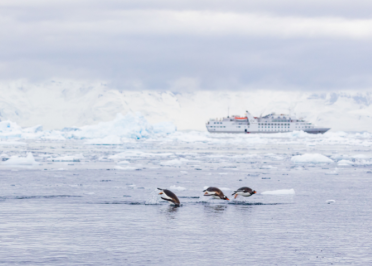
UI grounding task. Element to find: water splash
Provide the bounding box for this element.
[145,189,161,205]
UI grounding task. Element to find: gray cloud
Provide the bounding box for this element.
[0,0,372,91]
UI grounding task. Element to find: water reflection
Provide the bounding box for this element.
[204,204,227,213]
[159,205,179,219]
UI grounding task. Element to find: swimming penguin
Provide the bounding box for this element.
[232,187,256,199]
[158,188,180,206]
[203,187,229,200]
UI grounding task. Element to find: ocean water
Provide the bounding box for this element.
[0,136,372,265]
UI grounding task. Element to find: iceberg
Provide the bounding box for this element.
[68,113,176,142]
[0,120,23,139]
[2,153,38,165]
[74,113,175,140]
[0,113,176,143]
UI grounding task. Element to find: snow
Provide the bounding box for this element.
[261,189,295,195]
[291,153,334,164]
[2,153,38,165]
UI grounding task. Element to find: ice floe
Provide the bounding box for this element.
[291,153,333,164]
[337,160,354,166]
[117,161,130,165]
[325,168,339,175]
[160,158,189,166]
[47,154,84,162]
[115,166,137,170]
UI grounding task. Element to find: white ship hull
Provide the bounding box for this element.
[206,111,330,134]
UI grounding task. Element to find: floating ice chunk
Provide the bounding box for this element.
[331,154,352,161]
[291,153,333,164]
[325,168,339,175]
[84,136,122,145]
[169,185,186,191]
[337,160,353,166]
[352,154,372,159]
[2,153,38,165]
[117,160,130,165]
[261,189,295,195]
[260,165,275,169]
[326,200,335,204]
[0,141,26,145]
[115,166,137,170]
[47,154,84,162]
[109,151,144,160]
[160,158,189,166]
[109,151,173,160]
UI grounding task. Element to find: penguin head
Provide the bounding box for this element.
[223,195,230,201]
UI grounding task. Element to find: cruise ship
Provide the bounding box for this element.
[206,111,330,134]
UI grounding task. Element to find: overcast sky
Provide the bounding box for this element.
[1,0,372,92]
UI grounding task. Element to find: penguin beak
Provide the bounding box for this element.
[253,191,257,194]
[159,192,163,195]
[234,194,238,199]
[225,198,230,201]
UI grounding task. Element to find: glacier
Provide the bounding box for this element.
[1,80,372,132]
[0,113,176,142]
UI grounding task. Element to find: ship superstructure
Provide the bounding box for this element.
[206,111,330,134]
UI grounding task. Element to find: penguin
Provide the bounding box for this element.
[157,188,180,206]
[203,187,229,200]
[232,187,256,199]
